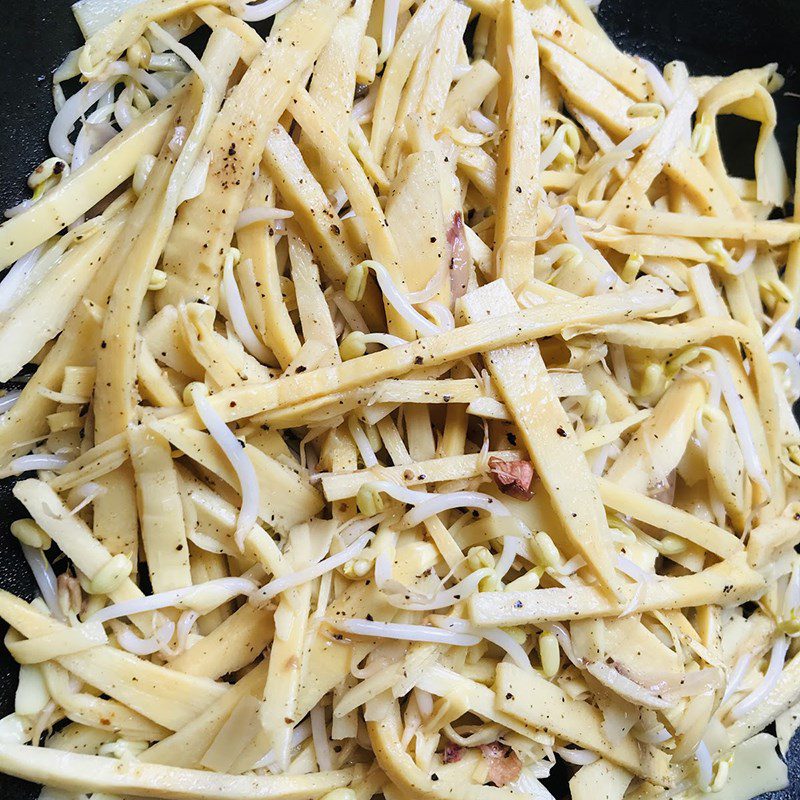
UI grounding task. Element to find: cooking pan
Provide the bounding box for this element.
[0,0,798,797]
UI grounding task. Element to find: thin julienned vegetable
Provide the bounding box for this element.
[0,1,797,799]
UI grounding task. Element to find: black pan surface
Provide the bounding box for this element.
[0,1,798,797]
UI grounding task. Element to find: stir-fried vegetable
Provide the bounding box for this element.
[0,1,798,799]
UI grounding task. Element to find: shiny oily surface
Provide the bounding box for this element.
[0,0,799,799]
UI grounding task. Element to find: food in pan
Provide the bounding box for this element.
[0,0,798,798]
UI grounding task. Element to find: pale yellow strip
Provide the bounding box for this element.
[469,553,765,626]
[161,278,673,427]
